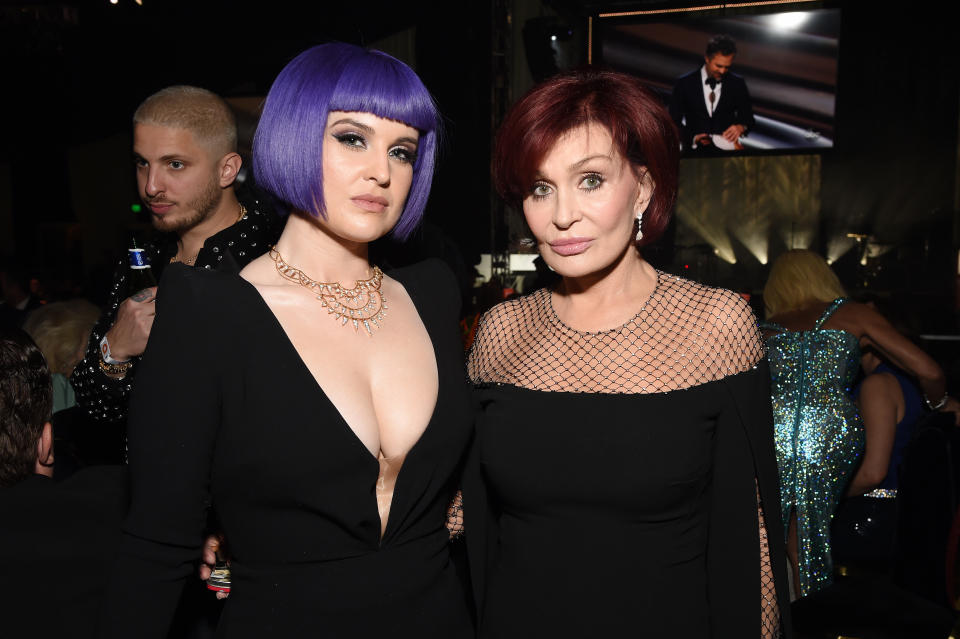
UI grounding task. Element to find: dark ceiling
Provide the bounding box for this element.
[0,0,497,267]
[0,0,774,150]
[0,1,457,149]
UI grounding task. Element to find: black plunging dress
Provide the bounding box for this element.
[464,273,791,638]
[100,260,474,638]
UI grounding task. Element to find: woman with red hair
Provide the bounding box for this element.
[464,67,790,637]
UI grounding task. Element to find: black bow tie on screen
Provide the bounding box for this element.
[705,77,720,89]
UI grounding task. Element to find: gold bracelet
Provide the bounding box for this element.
[99,356,132,377]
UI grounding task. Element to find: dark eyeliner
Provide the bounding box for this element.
[332,131,365,149]
[391,147,418,164]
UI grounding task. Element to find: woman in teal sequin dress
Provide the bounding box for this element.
[762,250,952,598]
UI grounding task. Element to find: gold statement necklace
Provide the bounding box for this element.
[270,246,387,335]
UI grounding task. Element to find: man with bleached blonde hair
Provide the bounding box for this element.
[134,85,238,157]
[72,85,279,426]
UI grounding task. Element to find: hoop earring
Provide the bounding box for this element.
[635,210,644,242]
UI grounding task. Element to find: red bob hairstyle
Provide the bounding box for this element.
[493,67,680,247]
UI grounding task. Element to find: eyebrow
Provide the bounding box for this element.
[394,136,419,147]
[568,154,612,170]
[330,117,374,133]
[330,118,419,147]
[132,152,189,163]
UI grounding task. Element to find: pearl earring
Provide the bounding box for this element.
[635,210,644,242]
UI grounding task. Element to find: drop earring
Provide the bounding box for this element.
[635,210,644,242]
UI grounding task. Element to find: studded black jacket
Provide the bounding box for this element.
[72,195,281,424]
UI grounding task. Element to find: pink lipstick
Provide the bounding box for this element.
[352,195,389,212]
[549,237,593,256]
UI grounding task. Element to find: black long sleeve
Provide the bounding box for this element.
[711,361,792,637]
[73,253,153,425]
[99,265,220,638]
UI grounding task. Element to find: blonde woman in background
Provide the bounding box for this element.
[761,249,957,598]
[23,300,100,413]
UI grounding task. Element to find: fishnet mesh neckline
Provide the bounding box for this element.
[543,270,664,337]
[467,272,781,636]
[467,272,765,394]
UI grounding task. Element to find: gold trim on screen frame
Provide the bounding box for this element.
[588,0,822,63]
[588,16,593,63]
[599,0,818,18]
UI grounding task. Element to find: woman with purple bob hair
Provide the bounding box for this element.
[253,43,439,238]
[101,43,474,638]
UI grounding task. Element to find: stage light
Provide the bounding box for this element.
[786,230,813,250]
[675,210,736,265]
[733,231,768,265]
[770,12,808,30]
[826,236,857,263]
[713,247,737,264]
[857,237,871,266]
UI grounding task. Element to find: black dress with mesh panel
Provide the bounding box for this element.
[463,272,791,638]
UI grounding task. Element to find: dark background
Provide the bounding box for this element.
[2,0,958,336]
[0,0,494,295]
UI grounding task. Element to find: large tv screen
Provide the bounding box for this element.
[591,5,841,156]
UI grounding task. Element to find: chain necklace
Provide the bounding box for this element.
[170,253,198,266]
[270,246,387,335]
[170,203,247,266]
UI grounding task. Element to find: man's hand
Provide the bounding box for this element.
[693,133,712,147]
[722,124,746,143]
[104,287,157,362]
[200,533,230,600]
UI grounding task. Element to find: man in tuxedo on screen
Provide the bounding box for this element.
[669,34,755,154]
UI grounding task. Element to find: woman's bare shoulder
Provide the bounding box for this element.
[238,253,279,286]
[822,299,873,336]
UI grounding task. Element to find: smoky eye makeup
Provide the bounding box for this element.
[331,131,367,150]
[389,145,418,164]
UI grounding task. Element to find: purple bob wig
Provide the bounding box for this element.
[253,43,440,239]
